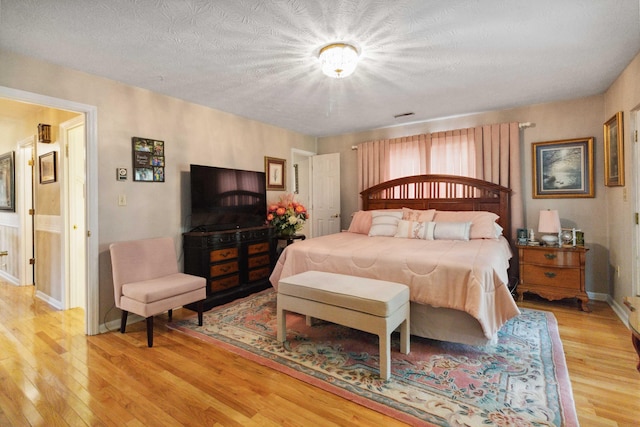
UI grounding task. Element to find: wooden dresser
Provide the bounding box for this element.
[183,225,276,311]
[517,244,589,311]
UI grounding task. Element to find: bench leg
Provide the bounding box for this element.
[277,307,286,342]
[379,333,391,380]
[400,314,410,355]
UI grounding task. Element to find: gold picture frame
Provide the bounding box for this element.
[265,156,286,190]
[604,111,624,187]
[532,137,594,198]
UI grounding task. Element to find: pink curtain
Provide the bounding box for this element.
[356,122,523,234]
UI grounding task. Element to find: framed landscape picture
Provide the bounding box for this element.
[532,137,594,198]
[604,111,624,187]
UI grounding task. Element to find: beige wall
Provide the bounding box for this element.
[0,48,316,325]
[603,52,640,306]
[318,94,610,295]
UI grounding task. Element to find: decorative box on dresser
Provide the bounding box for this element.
[517,244,590,312]
[183,225,276,311]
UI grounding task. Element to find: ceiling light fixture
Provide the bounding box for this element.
[318,43,359,78]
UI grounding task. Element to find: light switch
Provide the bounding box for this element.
[118,194,127,206]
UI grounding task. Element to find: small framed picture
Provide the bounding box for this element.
[604,111,624,187]
[132,137,165,182]
[0,151,15,211]
[265,156,286,190]
[39,151,57,184]
[532,137,594,198]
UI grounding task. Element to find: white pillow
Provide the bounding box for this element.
[432,222,472,241]
[368,210,403,237]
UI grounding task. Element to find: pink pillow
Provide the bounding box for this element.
[433,210,499,239]
[348,211,372,234]
[402,207,436,222]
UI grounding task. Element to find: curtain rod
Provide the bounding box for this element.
[351,122,535,150]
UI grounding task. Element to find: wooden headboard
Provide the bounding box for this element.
[360,174,512,237]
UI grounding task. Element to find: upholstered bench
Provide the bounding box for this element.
[276,270,410,380]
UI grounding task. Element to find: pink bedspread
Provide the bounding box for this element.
[270,232,520,339]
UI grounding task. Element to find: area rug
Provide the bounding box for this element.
[169,289,578,427]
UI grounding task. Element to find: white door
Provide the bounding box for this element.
[18,136,35,286]
[61,116,86,310]
[311,153,341,237]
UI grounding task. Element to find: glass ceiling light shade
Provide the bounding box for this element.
[318,43,359,78]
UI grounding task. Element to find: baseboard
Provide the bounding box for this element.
[35,290,63,310]
[587,291,630,330]
[0,270,20,286]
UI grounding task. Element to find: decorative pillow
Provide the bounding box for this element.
[402,207,436,222]
[347,211,373,234]
[432,221,471,241]
[433,210,499,239]
[368,210,403,237]
[394,219,435,239]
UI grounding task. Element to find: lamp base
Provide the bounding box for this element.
[541,234,559,246]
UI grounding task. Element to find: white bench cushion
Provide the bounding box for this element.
[278,271,409,317]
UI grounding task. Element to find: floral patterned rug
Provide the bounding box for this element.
[169,289,578,427]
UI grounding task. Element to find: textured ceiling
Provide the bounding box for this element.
[1,0,639,137]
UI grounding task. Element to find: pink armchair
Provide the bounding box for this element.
[109,237,206,347]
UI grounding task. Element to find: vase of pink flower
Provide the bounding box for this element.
[267,194,308,237]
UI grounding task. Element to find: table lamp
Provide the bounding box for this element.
[538,209,561,246]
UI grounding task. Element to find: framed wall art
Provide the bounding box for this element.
[0,151,15,211]
[132,137,165,182]
[39,151,57,185]
[532,137,594,198]
[603,111,624,187]
[265,156,285,190]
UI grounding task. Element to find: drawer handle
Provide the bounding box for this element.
[220,265,232,273]
[220,251,232,258]
[544,253,557,260]
[544,271,557,278]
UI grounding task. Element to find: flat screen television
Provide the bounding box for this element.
[190,164,267,232]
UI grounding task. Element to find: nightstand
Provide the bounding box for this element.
[517,244,590,312]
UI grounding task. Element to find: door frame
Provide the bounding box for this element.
[17,135,35,286]
[0,85,99,335]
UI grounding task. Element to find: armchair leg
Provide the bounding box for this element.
[146,316,154,347]
[168,309,173,322]
[120,310,128,333]
[197,300,204,326]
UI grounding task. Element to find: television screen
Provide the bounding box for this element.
[190,164,267,231]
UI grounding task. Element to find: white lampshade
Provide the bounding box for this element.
[538,209,561,233]
[318,43,359,78]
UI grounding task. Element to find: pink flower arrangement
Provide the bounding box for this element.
[267,194,308,235]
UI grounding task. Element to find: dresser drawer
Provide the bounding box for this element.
[522,265,581,289]
[248,254,270,269]
[248,266,270,282]
[248,242,270,255]
[210,247,238,263]
[210,261,239,277]
[210,274,240,292]
[522,249,580,267]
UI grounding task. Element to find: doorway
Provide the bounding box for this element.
[0,85,99,335]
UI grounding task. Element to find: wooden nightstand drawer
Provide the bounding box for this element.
[210,274,240,292]
[210,247,238,262]
[522,249,580,267]
[522,265,581,289]
[248,242,269,255]
[248,267,270,282]
[210,261,239,277]
[248,254,270,269]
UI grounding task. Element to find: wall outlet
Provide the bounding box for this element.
[616,265,621,277]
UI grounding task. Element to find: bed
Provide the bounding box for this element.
[269,174,520,346]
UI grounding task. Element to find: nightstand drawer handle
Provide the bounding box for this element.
[544,253,557,260]
[544,271,557,278]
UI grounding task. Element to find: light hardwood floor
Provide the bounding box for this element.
[1,282,639,426]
